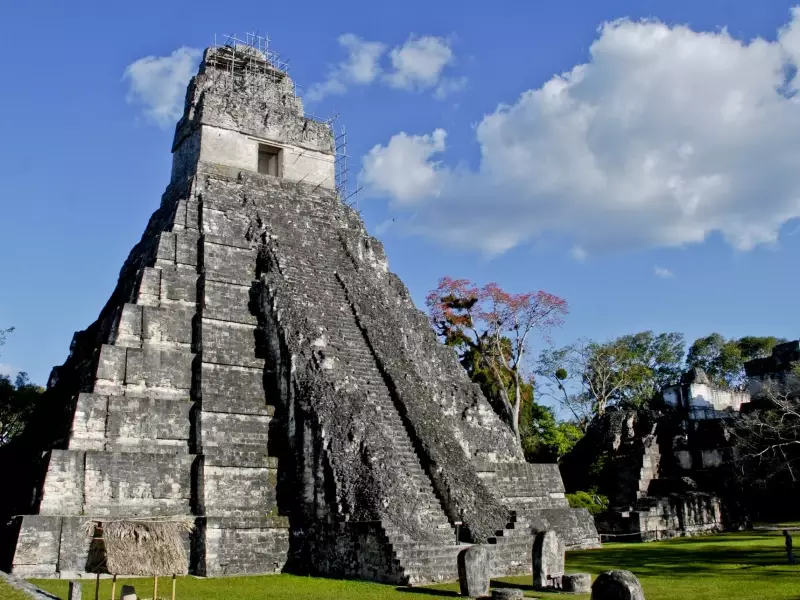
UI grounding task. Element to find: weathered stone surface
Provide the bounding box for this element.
[68,581,81,600]
[533,530,565,590]
[10,516,62,577]
[491,589,524,600]
[202,516,289,576]
[591,570,645,600]
[458,545,490,597]
[5,39,598,584]
[563,572,592,593]
[564,407,729,542]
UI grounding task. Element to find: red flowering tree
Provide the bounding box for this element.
[426,277,568,442]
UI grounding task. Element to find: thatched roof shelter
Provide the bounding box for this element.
[84,518,194,576]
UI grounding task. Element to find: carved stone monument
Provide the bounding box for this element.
[68,581,81,600]
[533,530,565,590]
[458,545,490,597]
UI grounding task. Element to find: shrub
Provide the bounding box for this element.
[566,489,609,515]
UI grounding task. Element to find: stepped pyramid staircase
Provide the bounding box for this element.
[4,38,598,583]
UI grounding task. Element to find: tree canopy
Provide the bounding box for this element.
[0,326,45,447]
[426,277,568,442]
[519,400,583,462]
[535,331,685,429]
[727,365,800,493]
[686,334,786,389]
[0,372,45,446]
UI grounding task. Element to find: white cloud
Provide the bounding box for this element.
[782,7,800,82]
[362,129,447,202]
[385,36,455,90]
[123,47,201,128]
[307,33,462,101]
[434,76,469,100]
[306,34,387,101]
[375,219,394,235]
[654,266,675,278]
[362,9,800,255]
[570,246,588,262]
[0,363,15,378]
[305,78,348,101]
[337,34,387,84]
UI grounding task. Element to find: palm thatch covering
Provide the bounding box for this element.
[83,517,195,576]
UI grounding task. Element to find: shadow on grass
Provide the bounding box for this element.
[396,587,460,597]
[490,579,534,591]
[564,533,790,579]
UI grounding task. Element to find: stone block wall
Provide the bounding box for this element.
[8,47,599,583]
[10,516,94,579]
[10,169,289,577]
[576,409,730,542]
[599,493,723,542]
[203,516,289,576]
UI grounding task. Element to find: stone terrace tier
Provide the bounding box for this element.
[7,43,598,583]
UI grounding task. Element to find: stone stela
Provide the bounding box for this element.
[533,530,565,590]
[7,35,599,585]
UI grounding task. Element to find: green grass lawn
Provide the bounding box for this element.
[28,530,799,600]
[0,578,36,600]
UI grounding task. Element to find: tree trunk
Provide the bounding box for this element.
[511,369,522,443]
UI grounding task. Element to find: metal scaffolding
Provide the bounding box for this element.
[334,120,362,208]
[206,32,295,97]
[208,33,360,208]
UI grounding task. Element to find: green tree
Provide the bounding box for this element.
[687,334,786,389]
[565,489,609,515]
[536,340,630,428]
[0,372,45,446]
[0,327,45,446]
[519,399,583,462]
[536,331,685,424]
[0,326,13,353]
[728,364,800,485]
[614,331,685,407]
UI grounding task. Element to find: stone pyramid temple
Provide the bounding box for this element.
[7,38,599,584]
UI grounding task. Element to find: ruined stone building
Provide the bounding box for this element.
[569,346,799,542]
[561,369,744,542]
[745,340,800,400]
[4,38,598,583]
[662,368,749,421]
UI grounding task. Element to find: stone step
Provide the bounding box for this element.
[286,264,456,542]
[397,554,462,567]
[394,544,461,556]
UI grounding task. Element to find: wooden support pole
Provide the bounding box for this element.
[171,574,176,600]
[95,573,100,600]
[110,575,116,600]
[153,575,158,600]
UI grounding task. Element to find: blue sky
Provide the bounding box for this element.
[1,0,799,395]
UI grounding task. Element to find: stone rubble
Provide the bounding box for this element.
[120,585,137,600]
[591,570,646,600]
[491,589,524,600]
[562,572,592,593]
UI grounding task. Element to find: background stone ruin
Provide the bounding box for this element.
[565,343,799,542]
